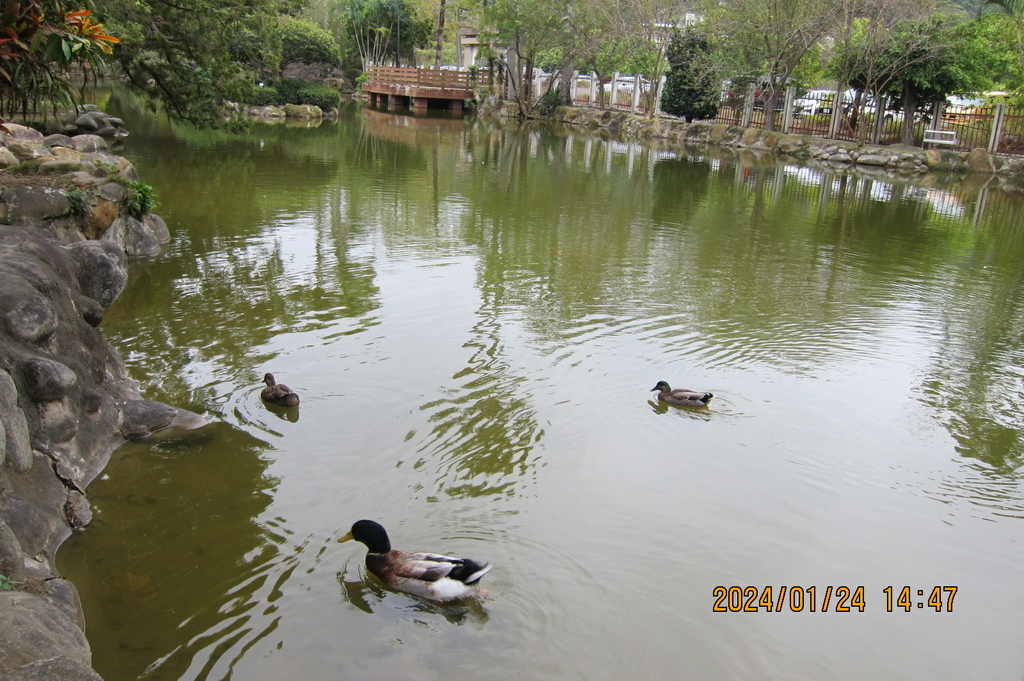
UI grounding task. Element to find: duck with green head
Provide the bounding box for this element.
[651,380,713,408]
[339,519,492,601]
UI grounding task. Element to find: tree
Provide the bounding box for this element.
[660,27,719,121]
[484,0,567,116]
[882,14,1001,143]
[99,0,286,126]
[829,1,989,142]
[339,0,431,67]
[1,1,119,121]
[282,18,343,68]
[981,0,1024,89]
[699,0,841,131]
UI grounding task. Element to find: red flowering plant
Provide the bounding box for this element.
[0,1,119,124]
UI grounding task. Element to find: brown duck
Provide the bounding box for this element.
[261,373,299,407]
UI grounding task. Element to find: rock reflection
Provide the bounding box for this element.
[58,422,286,681]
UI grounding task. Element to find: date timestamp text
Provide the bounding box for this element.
[712,585,958,613]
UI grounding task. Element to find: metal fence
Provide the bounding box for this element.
[553,71,1024,156]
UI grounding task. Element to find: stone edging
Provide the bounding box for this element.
[480,100,1024,184]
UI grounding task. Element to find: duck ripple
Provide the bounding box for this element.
[140,520,314,681]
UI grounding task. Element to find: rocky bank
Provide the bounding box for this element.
[481,100,1024,187]
[0,119,207,681]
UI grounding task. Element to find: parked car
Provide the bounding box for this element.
[794,89,836,116]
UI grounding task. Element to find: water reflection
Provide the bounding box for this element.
[61,92,1024,681]
[59,423,281,680]
[337,566,489,625]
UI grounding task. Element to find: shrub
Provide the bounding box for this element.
[277,80,340,110]
[67,188,90,215]
[661,28,720,122]
[281,19,342,67]
[538,86,567,116]
[249,85,280,106]
[119,181,159,218]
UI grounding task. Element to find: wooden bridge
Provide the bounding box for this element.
[362,66,475,112]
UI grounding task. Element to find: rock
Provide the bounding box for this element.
[65,240,127,308]
[144,214,170,243]
[0,655,103,681]
[0,370,32,473]
[967,148,994,172]
[0,188,72,225]
[70,135,107,153]
[19,358,77,403]
[63,491,92,529]
[2,293,58,345]
[32,399,79,444]
[0,124,43,144]
[741,128,761,146]
[42,135,76,150]
[857,154,888,166]
[38,160,92,174]
[0,519,26,583]
[118,399,177,438]
[104,216,162,257]
[0,592,92,674]
[48,147,82,162]
[0,148,18,169]
[119,400,208,439]
[84,197,119,240]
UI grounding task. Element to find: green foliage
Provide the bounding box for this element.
[282,18,342,66]
[0,573,18,591]
[277,79,341,109]
[537,85,566,115]
[661,28,720,122]
[67,187,90,215]
[339,0,432,67]
[101,0,284,126]
[117,180,159,218]
[248,85,280,106]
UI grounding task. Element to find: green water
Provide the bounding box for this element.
[58,88,1024,681]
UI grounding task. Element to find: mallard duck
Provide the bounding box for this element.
[261,373,299,407]
[339,519,492,601]
[651,380,713,407]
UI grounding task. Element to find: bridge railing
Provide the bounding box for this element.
[364,65,474,91]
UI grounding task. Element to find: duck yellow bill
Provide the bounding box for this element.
[337,531,354,543]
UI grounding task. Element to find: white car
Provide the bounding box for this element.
[794,89,836,116]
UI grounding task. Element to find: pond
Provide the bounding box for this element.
[58,89,1024,681]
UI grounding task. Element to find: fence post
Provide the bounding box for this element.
[590,71,598,107]
[570,70,579,105]
[782,85,796,133]
[741,83,755,128]
[610,71,620,110]
[631,74,642,114]
[870,96,885,144]
[989,103,1005,154]
[828,84,845,139]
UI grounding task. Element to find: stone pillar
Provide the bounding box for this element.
[412,97,429,110]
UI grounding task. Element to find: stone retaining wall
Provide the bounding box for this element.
[481,100,1024,185]
[0,123,207,681]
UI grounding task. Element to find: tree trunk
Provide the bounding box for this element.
[434,0,446,68]
[901,81,917,146]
